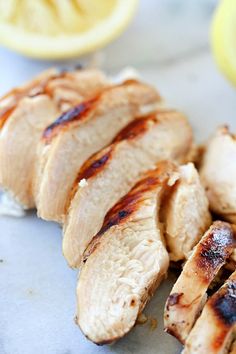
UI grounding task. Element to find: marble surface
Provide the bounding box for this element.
[0,1,235,354]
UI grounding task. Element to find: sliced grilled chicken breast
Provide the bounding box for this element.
[162,162,211,261]
[35,81,161,222]
[183,270,236,354]
[164,221,234,344]
[0,69,108,208]
[200,126,236,223]
[63,110,193,268]
[76,162,175,344]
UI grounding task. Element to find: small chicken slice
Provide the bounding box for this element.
[183,270,236,354]
[35,80,161,223]
[0,69,108,208]
[162,162,212,261]
[164,221,234,344]
[76,161,175,344]
[63,110,193,268]
[200,126,236,223]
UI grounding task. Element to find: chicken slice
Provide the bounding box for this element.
[63,110,193,268]
[200,126,236,223]
[0,68,108,208]
[34,80,161,223]
[183,270,236,354]
[164,221,234,344]
[162,162,212,261]
[76,161,175,344]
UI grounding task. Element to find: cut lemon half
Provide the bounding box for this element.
[0,0,138,60]
[211,0,236,86]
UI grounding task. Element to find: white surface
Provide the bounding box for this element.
[0,1,235,354]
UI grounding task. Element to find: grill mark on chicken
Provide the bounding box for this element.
[75,116,158,186]
[196,223,235,283]
[0,68,91,130]
[41,80,144,144]
[76,146,114,182]
[113,115,157,142]
[0,70,73,129]
[97,166,175,235]
[83,162,176,261]
[113,110,174,143]
[43,100,95,143]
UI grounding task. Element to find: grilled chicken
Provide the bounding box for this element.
[200,126,236,223]
[0,69,108,208]
[164,221,234,344]
[183,270,236,354]
[76,162,175,344]
[34,80,161,223]
[63,110,193,268]
[162,162,211,261]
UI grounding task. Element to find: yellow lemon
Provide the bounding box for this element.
[0,0,138,59]
[211,0,236,86]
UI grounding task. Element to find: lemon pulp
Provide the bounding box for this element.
[0,0,138,59]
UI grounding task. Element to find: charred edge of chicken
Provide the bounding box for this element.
[195,221,235,283]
